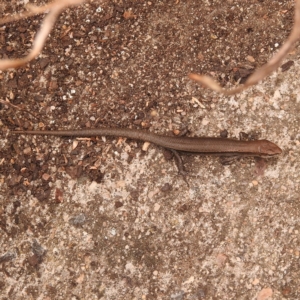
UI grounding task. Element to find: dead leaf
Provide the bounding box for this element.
[123,10,136,19]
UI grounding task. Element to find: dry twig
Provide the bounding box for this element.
[0,0,85,71]
[189,0,300,95]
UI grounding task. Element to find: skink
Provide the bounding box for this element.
[12,128,282,157]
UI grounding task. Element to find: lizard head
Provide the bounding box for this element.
[258,140,282,156]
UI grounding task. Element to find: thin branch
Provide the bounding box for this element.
[0,0,85,71]
[0,4,52,25]
[189,0,300,95]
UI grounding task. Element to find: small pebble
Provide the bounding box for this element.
[246,55,255,62]
[154,203,160,212]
